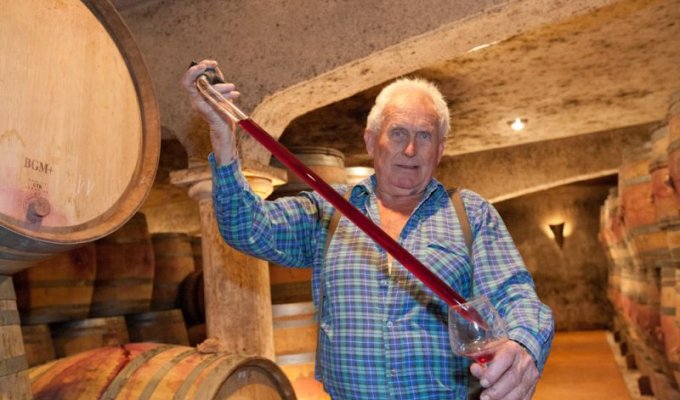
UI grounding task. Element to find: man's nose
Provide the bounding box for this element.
[403,137,416,156]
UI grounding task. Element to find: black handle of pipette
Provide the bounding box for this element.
[189,60,225,84]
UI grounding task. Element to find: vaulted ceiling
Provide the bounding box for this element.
[280,0,680,166]
[114,0,679,203]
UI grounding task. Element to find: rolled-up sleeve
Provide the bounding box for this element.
[209,154,322,268]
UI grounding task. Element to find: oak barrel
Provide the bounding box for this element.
[676,267,680,385]
[14,243,96,324]
[150,233,195,311]
[661,266,680,387]
[270,147,347,199]
[125,309,190,346]
[601,190,632,313]
[51,316,130,358]
[29,343,296,399]
[21,324,56,367]
[91,213,155,317]
[619,145,661,332]
[0,0,160,274]
[187,323,207,347]
[270,263,313,304]
[0,275,32,399]
[191,235,203,271]
[620,144,655,236]
[273,302,328,399]
[345,166,375,186]
[179,270,205,326]
[650,123,680,225]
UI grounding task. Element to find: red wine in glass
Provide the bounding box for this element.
[458,338,508,365]
[448,296,508,365]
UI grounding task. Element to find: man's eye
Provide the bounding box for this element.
[390,130,406,139]
[418,132,432,141]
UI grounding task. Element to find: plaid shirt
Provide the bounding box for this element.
[211,155,554,400]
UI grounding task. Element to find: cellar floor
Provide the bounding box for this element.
[534,330,645,400]
[288,330,642,399]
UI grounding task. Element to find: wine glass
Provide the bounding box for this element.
[448,295,508,365]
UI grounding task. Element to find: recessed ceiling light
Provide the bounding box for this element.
[509,117,528,131]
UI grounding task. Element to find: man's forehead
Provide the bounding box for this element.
[384,88,436,111]
[382,97,438,124]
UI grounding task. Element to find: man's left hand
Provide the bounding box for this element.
[469,340,539,400]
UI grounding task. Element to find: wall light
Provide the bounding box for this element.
[548,222,565,248]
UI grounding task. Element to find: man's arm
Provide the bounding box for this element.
[210,154,323,267]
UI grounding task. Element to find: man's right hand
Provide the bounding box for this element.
[181,59,240,165]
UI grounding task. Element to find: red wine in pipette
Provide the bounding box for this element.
[194,65,484,324]
[237,118,486,325]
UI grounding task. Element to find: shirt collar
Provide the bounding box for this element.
[353,174,446,205]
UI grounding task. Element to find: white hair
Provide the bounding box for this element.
[366,77,450,139]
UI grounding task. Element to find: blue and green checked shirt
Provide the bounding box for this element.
[210,155,554,399]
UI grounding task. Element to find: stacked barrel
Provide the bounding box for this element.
[10,215,208,374]
[602,91,680,399]
[665,91,680,391]
[11,214,201,364]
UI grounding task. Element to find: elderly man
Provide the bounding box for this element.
[182,60,554,400]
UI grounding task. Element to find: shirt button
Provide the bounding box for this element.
[386,321,393,328]
[380,279,389,287]
[389,369,397,377]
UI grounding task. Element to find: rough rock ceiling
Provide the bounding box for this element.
[280,0,680,166]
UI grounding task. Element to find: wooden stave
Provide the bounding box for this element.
[179,270,205,326]
[190,236,203,272]
[125,309,190,346]
[667,91,680,206]
[150,233,195,311]
[0,275,32,399]
[50,316,130,358]
[90,213,155,317]
[270,262,313,305]
[14,244,96,325]
[21,324,56,368]
[273,302,329,399]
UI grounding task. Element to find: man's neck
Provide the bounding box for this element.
[375,189,424,215]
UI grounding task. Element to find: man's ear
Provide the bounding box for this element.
[436,139,444,165]
[364,129,376,157]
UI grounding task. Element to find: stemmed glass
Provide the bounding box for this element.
[448,296,508,365]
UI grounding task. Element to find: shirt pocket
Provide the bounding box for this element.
[422,242,472,299]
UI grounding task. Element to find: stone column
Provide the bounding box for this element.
[171,164,285,359]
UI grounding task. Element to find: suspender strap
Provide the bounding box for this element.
[322,193,347,262]
[449,188,472,255]
[449,188,483,400]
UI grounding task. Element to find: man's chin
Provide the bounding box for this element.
[391,180,425,194]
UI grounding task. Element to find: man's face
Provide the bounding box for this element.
[364,90,444,198]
